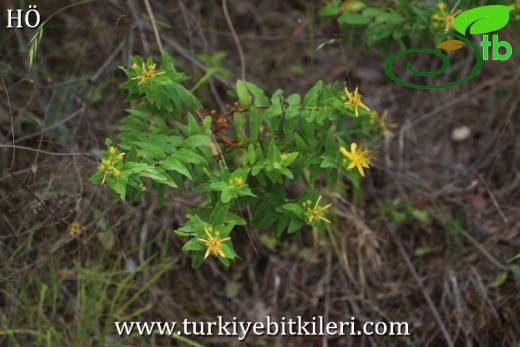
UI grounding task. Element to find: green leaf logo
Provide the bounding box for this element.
[454,5,513,35]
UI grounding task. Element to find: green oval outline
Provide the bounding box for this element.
[385,32,483,89]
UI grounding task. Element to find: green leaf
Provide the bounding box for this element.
[174,229,192,237]
[161,50,177,72]
[227,211,247,226]
[280,152,299,166]
[220,242,236,259]
[285,93,301,119]
[414,246,433,257]
[375,11,404,25]
[138,168,177,187]
[510,265,520,287]
[106,172,128,200]
[366,24,394,46]
[243,81,269,107]
[320,156,338,169]
[187,113,201,135]
[160,158,192,179]
[275,215,291,238]
[265,89,283,119]
[211,203,230,226]
[287,217,304,234]
[304,81,323,107]
[267,140,281,162]
[338,11,370,25]
[454,5,513,35]
[221,188,233,203]
[411,209,429,224]
[280,167,294,179]
[152,180,165,206]
[319,0,340,18]
[122,162,152,174]
[218,256,230,267]
[341,166,361,188]
[326,97,347,112]
[188,207,247,227]
[236,186,256,199]
[253,200,279,231]
[362,7,382,18]
[249,108,263,142]
[182,135,211,149]
[393,26,408,40]
[89,171,105,185]
[294,133,310,153]
[182,238,205,251]
[171,149,206,165]
[390,211,407,224]
[236,80,253,108]
[489,271,508,288]
[134,141,166,159]
[247,144,257,164]
[280,203,304,217]
[234,111,247,142]
[191,251,205,269]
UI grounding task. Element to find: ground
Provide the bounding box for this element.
[1,1,519,346]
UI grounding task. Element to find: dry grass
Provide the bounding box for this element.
[1,1,519,346]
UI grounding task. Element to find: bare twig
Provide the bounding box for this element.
[477,174,508,224]
[222,0,246,81]
[384,220,454,347]
[0,145,97,161]
[0,74,15,169]
[127,0,149,54]
[0,160,68,227]
[143,0,163,52]
[90,41,124,83]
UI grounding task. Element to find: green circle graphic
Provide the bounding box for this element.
[385,32,483,89]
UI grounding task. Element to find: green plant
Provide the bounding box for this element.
[89,51,387,268]
[384,198,430,230]
[319,0,519,50]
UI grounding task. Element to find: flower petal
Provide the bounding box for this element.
[357,165,365,177]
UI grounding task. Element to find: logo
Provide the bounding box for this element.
[385,5,514,89]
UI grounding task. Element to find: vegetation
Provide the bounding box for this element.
[1,0,519,346]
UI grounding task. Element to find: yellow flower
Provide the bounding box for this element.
[340,143,374,177]
[131,62,165,85]
[340,0,361,12]
[432,2,462,31]
[198,227,231,259]
[343,86,370,117]
[303,195,333,224]
[369,110,396,135]
[68,223,85,236]
[229,177,244,189]
[98,146,125,185]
